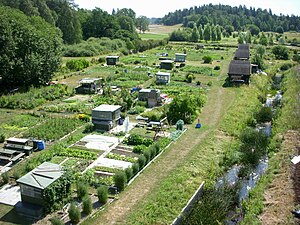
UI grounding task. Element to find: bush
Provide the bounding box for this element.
[255,106,273,123]
[138,155,147,169]
[126,134,153,146]
[82,195,93,215]
[280,63,293,71]
[203,55,212,63]
[50,217,64,225]
[97,185,108,204]
[1,172,9,184]
[149,145,158,159]
[125,167,133,181]
[214,66,220,70]
[13,170,20,180]
[127,106,146,115]
[66,59,90,71]
[133,145,147,153]
[114,171,127,191]
[207,81,213,86]
[132,163,140,175]
[0,133,5,143]
[143,150,151,164]
[83,122,94,133]
[77,182,88,200]
[68,203,81,224]
[272,45,289,60]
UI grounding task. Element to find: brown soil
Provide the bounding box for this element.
[260,130,300,225]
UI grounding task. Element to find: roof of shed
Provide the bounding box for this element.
[79,78,101,84]
[156,71,171,76]
[93,104,121,112]
[106,56,119,59]
[17,162,64,190]
[228,60,251,75]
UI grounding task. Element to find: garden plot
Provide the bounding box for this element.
[79,135,119,151]
[93,158,132,170]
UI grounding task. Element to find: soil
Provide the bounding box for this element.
[260,130,300,225]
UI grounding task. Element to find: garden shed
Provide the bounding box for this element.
[234,44,250,60]
[156,72,171,85]
[175,53,187,62]
[92,104,121,131]
[160,60,174,70]
[75,78,102,94]
[106,56,119,65]
[138,89,161,107]
[4,138,34,155]
[17,162,64,206]
[228,60,251,84]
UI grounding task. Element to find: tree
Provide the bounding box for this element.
[247,24,260,36]
[136,16,149,33]
[276,26,284,34]
[198,24,204,40]
[272,45,289,60]
[211,25,217,41]
[203,24,211,42]
[215,25,222,41]
[115,8,136,20]
[245,31,252,44]
[190,24,200,42]
[259,32,268,46]
[225,25,234,36]
[0,7,62,88]
[76,182,88,200]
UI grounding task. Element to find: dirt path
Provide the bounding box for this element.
[260,130,300,225]
[87,82,236,225]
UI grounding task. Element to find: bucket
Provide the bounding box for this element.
[37,141,45,150]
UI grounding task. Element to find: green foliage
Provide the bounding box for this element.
[97,185,108,204]
[272,45,289,60]
[255,106,273,123]
[106,153,136,163]
[203,55,212,63]
[83,122,94,133]
[50,217,64,225]
[43,173,72,213]
[190,24,200,42]
[0,85,74,109]
[214,66,220,70]
[133,145,147,153]
[127,106,146,115]
[68,202,81,224]
[132,163,140,175]
[239,128,269,167]
[0,133,5,143]
[125,167,133,181]
[143,150,151,164]
[169,28,192,42]
[125,134,154,146]
[1,172,9,184]
[167,93,206,124]
[280,63,293,71]
[248,24,260,36]
[66,59,90,71]
[114,171,127,191]
[77,182,88,200]
[136,16,149,33]
[182,185,238,224]
[138,155,147,169]
[0,7,62,88]
[181,65,212,75]
[23,117,84,141]
[82,195,93,215]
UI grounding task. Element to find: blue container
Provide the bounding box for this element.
[37,141,45,150]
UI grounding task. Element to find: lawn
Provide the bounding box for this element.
[139,33,168,40]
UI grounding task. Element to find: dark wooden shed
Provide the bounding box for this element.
[228,60,251,84]
[234,44,250,60]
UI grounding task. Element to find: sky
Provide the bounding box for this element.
[74,0,300,18]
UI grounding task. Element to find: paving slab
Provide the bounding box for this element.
[0,184,21,206]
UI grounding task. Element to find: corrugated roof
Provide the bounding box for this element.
[228,60,251,75]
[234,49,250,59]
[238,43,250,50]
[79,78,101,84]
[106,56,119,59]
[17,162,64,190]
[160,60,173,63]
[93,104,121,112]
[175,53,187,56]
[6,138,29,144]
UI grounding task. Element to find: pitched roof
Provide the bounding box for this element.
[156,71,170,76]
[234,44,250,59]
[17,162,64,190]
[228,60,251,75]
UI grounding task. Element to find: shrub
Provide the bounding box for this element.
[138,155,147,169]
[203,55,212,63]
[1,172,9,184]
[114,171,127,191]
[207,81,213,86]
[50,217,64,225]
[280,63,293,71]
[77,182,88,200]
[68,203,81,224]
[125,167,133,181]
[132,163,140,175]
[149,145,158,159]
[83,122,94,133]
[214,66,220,70]
[126,134,153,146]
[272,45,289,60]
[97,185,108,204]
[0,133,5,143]
[66,59,90,71]
[13,170,20,180]
[133,145,147,153]
[82,195,93,215]
[143,150,151,164]
[127,106,146,115]
[255,106,273,123]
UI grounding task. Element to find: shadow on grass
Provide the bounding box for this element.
[0,207,31,225]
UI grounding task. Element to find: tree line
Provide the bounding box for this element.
[0,0,150,45]
[161,4,300,33]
